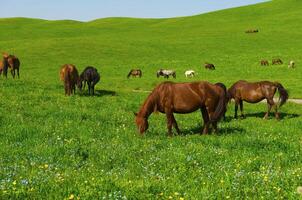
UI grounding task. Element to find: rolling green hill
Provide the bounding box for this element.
[0,0,302,199]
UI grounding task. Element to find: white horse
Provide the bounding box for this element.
[288,60,295,68]
[157,69,176,78]
[185,70,195,78]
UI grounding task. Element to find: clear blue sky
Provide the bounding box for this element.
[1,0,267,21]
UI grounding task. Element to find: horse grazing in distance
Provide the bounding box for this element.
[78,66,100,95]
[288,60,295,68]
[272,58,283,65]
[260,60,269,66]
[157,69,176,79]
[204,63,215,70]
[2,52,20,78]
[245,29,259,33]
[59,64,79,96]
[134,81,227,136]
[127,69,142,78]
[228,80,288,119]
[185,70,195,78]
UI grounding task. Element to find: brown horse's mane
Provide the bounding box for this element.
[138,86,160,118]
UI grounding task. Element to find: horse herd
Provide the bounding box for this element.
[0,52,291,137]
[128,63,215,79]
[260,58,295,68]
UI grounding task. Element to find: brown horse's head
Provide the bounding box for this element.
[134,113,149,134]
[2,52,9,59]
[77,77,83,91]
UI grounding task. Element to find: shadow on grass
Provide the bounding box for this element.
[179,126,245,136]
[78,89,117,97]
[235,112,300,120]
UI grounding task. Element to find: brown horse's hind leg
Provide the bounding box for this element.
[264,99,274,119]
[165,112,174,137]
[171,114,180,135]
[11,69,15,78]
[201,107,210,134]
[17,68,19,78]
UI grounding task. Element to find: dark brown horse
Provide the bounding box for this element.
[228,80,288,119]
[2,53,20,78]
[204,63,215,70]
[59,64,79,96]
[78,66,100,95]
[260,60,269,66]
[127,69,142,78]
[134,81,227,136]
[245,29,259,33]
[272,58,283,65]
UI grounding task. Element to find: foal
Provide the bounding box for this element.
[135,81,227,136]
[59,64,79,96]
[78,66,100,95]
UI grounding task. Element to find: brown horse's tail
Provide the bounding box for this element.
[211,86,227,123]
[275,82,288,107]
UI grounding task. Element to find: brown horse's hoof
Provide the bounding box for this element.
[240,115,246,119]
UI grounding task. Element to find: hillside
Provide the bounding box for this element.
[0,0,301,97]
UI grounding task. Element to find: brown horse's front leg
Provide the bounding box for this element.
[234,100,239,119]
[239,100,245,118]
[201,108,209,135]
[165,112,173,137]
[171,114,180,135]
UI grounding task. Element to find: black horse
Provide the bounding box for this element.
[78,66,100,95]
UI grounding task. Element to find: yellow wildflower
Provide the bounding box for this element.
[69,194,75,200]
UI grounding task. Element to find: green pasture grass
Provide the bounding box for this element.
[0,0,302,199]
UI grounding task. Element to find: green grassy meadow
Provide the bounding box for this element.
[0,0,302,199]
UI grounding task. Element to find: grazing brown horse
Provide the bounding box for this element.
[204,63,215,70]
[228,80,288,119]
[260,60,269,66]
[2,53,20,78]
[272,58,283,65]
[127,69,142,78]
[134,81,227,136]
[59,64,79,96]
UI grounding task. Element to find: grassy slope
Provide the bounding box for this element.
[0,0,302,199]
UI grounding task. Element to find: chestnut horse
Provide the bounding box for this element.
[2,53,20,78]
[260,60,269,66]
[127,69,142,78]
[134,81,227,136]
[59,64,79,96]
[228,80,288,119]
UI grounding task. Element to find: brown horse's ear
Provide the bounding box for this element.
[133,112,138,116]
[2,52,9,58]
